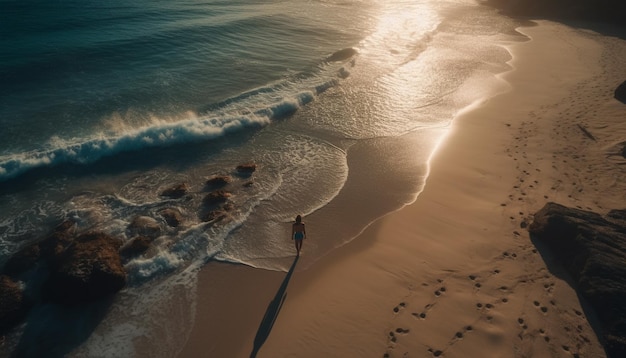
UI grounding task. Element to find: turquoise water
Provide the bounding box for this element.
[0,0,526,355]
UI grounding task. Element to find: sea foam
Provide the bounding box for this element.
[0,81,334,182]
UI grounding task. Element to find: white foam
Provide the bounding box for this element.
[0,74,341,183]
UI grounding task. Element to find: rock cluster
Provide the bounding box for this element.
[0,161,256,336]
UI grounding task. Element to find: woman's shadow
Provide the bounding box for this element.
[250,256,299,358]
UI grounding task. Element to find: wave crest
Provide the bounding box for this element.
[0,82,332,182]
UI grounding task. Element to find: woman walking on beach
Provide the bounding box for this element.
[292,215,306,256]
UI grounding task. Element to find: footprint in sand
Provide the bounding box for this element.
[427,348,443,357]
[450,324,475,345]
[539,328,551,343]
[542,282,555,293]
[395,328,410,334]
[477,301,496,309]
[393,302,406,313]
[533,300,549,314]
[412,303,436,320]
[436,325,474,352]
[469,272,493,290]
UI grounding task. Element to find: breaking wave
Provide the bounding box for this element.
[0,75,341,182]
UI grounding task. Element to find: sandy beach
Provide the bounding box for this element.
[180,20,626,358]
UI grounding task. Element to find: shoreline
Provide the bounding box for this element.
[179,20,626,357]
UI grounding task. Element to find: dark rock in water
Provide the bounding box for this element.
[529,202,626,357]
[127,216,162,239]
[338,67,350,79]
[200,202,234,223]
[235,162,257,175]
[203,190,231,206]
[1,222,127,339]
[325,48,358,62]
[159,208,183,228]
[201,209,228,223]
[120,236,152,260]
[206,175,232,188]
[160,183,189,199]
[3,220,76,276]
[616,81,626,104]
[0,275,30,334]
[39,219,77,260]
[3,243,41,276]
[45,232,126,305]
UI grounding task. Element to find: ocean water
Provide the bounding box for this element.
[0,0,526,356]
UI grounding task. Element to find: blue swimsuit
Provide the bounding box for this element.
[294,231,304,240]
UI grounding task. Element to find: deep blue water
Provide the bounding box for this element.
[1,0,361,158]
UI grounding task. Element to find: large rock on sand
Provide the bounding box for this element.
[529,202,626,357]
[45,232,126,305]
[615,81,626,104]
